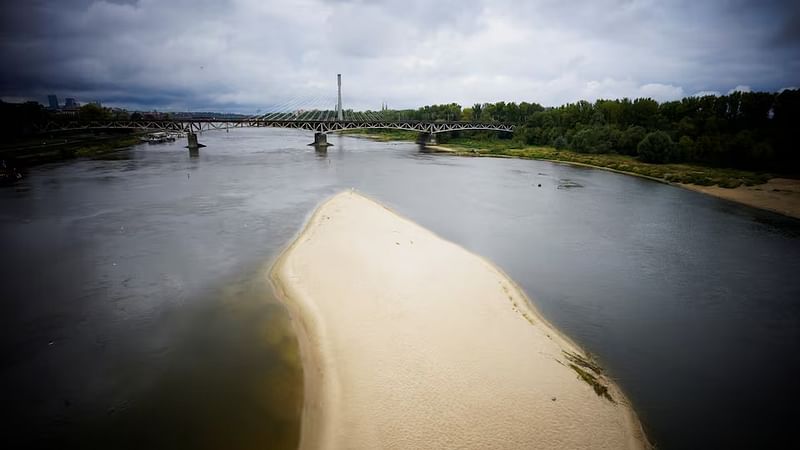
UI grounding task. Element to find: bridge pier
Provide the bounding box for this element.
[309,132,333,149]
[416,132,438,147]
[186,132,206,151]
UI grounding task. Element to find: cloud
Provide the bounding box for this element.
[692,91,721,97]
[1,0,798,112]
[728,85,753,94]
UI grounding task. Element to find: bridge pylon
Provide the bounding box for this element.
[336,74,343,121]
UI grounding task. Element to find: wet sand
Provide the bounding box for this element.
[422,144,457,153]
[681,178,800,219]
[270,191,649,449]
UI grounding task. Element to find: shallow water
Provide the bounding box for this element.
[1,128,798,449]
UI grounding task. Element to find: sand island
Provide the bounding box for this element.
[270,191,649,449]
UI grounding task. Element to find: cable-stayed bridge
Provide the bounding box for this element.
[35,75,514,150]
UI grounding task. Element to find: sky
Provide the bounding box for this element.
[1,0,798,113]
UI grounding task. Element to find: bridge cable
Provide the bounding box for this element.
[264,94,312,120]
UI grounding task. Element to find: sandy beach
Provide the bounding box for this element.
[270,191,649,449]
[680,178,800,220]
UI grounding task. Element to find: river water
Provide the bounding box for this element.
[1,128,798,449]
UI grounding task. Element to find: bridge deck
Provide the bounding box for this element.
[33,119,514,134]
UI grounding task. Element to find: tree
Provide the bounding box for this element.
[472,103,482,121]
[571,126,613,154]
[630,98,659,127]
[79,103,110,122]
[553,136,568,150]
[677,135,694,161]
[637,131,675,163]
[618,126,646,155]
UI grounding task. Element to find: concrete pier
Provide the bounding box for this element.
[416,132,438,146]
[309,132,333,149]
[186,132,206,151]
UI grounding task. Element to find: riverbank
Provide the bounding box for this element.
[445,145,800,220]
[336,129,418,142]
[0,131,143,167]
[347,131,799,219]
[270,191,649,449]
[680,178,800,219]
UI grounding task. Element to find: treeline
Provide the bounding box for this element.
[377,90,800,172]
[0,101,134,137]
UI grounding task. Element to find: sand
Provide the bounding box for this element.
[680,178,800,220]
[270,191,649,449]
[422,144,457,153]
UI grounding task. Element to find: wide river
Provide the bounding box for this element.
[2,128,799,449]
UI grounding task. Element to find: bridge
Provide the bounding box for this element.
[34,74,515,151]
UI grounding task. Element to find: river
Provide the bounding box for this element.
[1,128,798,449]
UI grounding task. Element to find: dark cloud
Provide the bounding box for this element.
[1,0,798,111]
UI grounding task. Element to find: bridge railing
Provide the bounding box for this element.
[31,118,515,134]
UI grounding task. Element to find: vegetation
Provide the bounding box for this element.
[365,89,800,187]
[3,89,797,183]
[563,351,614,402]
[0,100,144,166]
[569,364,614,402]
[445,142,771,187]
[338,128,418,142]
[71,134,142,157]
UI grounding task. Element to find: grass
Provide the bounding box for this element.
[337,128,419,142]
[1,133,144,165]
[346,130,775,188]
[569,364,615,402]
[73,135,143,157]
[563,350,604,375]
[442,139,773,188]
[562,351,614,402]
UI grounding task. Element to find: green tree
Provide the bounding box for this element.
[553,136,568,149]
[618,126,646,155]
[637,131,675,163]
[571,126,613,154]
[472,103,482,121]
[677,135,694,161]
[79,103,110,122]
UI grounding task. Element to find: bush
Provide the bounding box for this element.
[571,126,613,154]
[618,126,647,155]
[637,131,675,163]
[676,135,694,162]
[553,136,568,149]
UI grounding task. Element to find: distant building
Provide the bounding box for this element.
[64,98,78,108]
[48,94,59,110]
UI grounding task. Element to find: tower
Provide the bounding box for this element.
[337,74,343,121]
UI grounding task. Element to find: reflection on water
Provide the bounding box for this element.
[25,271,302,450]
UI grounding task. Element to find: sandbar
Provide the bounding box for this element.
[680,178,800,220]
[270,191,649,449]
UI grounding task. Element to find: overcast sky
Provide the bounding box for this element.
[1,0,798,112]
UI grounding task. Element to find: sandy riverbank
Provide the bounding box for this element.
[270,191,649,449]
[439,146,799,220]
[359,134,798,220]
[422,144,457,153]
[680,178,800,219]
